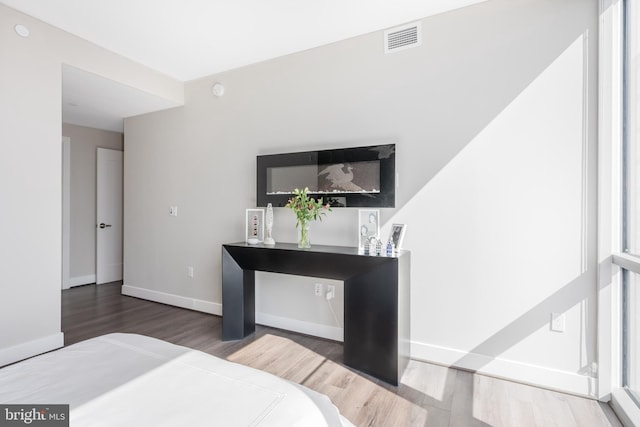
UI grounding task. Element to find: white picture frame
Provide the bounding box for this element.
[388,223,406,249]
[358,209,380,250]
[245,209,264,244]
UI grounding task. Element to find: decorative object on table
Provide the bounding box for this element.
[285,187,331,248]
[388,223,406,250]
[369,236,378,255]
[375,239,382,256]
[364,238,370,255]
[386,240,394,256]
[245,209,265,244]
[358,209,380,251]
[264,203,275,246]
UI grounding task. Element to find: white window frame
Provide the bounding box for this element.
[599,0,640,424]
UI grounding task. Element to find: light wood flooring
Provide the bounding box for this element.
[62,282,623,427]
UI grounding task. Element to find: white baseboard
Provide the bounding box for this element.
[256,312,344,342]
[121,285,343,341]
[70,274,96,287]
[0,333,64,367]
[411,340,597,398]
[121,285,222,315]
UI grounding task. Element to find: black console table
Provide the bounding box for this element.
[221,242,410,386]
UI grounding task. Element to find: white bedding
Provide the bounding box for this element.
[0,334,353,427]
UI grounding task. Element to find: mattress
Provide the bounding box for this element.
[0,333,353,427]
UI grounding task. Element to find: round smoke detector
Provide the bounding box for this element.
[212,82,225,97]
[15,24,30,37]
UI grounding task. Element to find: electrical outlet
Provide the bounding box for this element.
[551,313,565,332]
[169,206,178,216]
[314,283,324,297]
[187,266,194,278]
[326,285,335,300]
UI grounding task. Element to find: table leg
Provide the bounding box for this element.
[222,247,255,340]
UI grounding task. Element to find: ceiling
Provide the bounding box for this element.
[62,65,181,132]
[4,0,487,132]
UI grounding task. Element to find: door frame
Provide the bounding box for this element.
[62,136,71,290]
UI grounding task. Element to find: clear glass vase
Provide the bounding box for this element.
[298,221,310,248]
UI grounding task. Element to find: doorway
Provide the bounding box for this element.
[96,148,123,284]
[61,126,124,288]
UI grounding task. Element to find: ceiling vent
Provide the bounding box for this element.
[384,22,422,54]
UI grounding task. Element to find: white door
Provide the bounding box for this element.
[96,148,123,284]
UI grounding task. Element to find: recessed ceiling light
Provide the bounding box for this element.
[14,24,30,37]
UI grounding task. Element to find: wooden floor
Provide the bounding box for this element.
[62,282,622,427]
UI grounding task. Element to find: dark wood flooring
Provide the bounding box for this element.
[62,282,622,427]
[62,281,344,362]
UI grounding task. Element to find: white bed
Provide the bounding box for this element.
[0,333,353,426]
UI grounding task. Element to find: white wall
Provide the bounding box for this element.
[0,3,183,365]
[124,0,598,396]
[62,124,123,285]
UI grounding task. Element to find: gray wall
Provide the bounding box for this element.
[62,123,123,284]
[124,0,599,396]
[0,3,182,365]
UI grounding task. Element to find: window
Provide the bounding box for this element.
[623,0,640,409]
[624,0,640,256]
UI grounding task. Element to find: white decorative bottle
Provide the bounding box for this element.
[264,203,275,246]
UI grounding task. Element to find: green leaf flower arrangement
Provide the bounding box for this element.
[285,187,331,247]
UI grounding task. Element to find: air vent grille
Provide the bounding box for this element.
[384,22,422,54]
